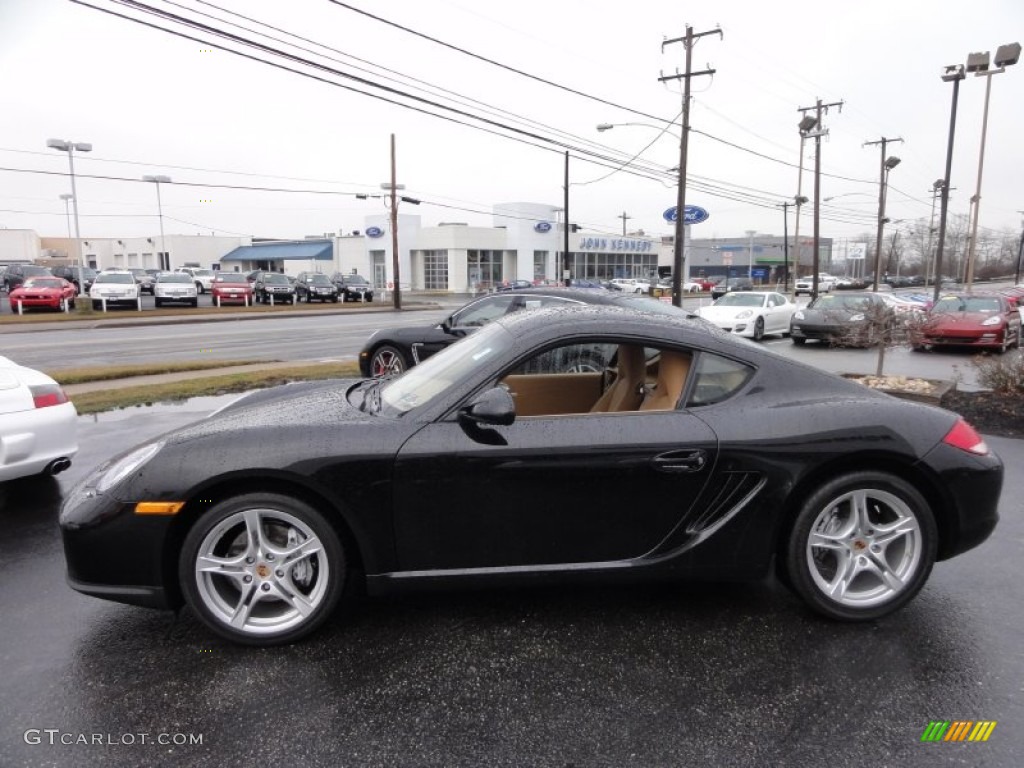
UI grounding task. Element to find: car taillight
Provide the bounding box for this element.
[30,384,69,409]
[942,418,989,456]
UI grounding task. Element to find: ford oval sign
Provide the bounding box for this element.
[365,226,384,238]
[534,221,552,233]
[662,205,710,225]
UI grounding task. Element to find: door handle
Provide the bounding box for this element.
[652,449,707,473]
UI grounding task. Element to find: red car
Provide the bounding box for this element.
[211,273,254,306]
[8,277,78,312]
[914,292,1022,353]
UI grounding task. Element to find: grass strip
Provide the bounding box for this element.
[46,359,271,386]
[69,361,359,414]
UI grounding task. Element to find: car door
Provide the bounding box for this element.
[764,293,788,333]
[391,343,719,571]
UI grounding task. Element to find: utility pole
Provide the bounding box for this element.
[389,133,402,310]
[797,99,843,299]
[1015,211,1024,285]
[618,211,631,237]
[864,136,904,291]
[563,151,570,286]
[660,24,722,307]
[779,201,791,292]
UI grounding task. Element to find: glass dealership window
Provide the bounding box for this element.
[467,250,503,291]
[533,250,548,281]
[422,250,449,290]
[570,252,657,280]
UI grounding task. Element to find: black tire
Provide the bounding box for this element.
[753,316,765,341]
[792,336,806,345]
[370,344,408,377]
[781,471,937,622]
[155,298,163,308]
[191,299,198,308]
[331,296,339,303]
[179,492,346,646]
[69,299,76,310]
[196,282,205,294]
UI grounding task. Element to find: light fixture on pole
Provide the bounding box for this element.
[142,175,171,271]
[47,138,91,300]
[963,42,1020,290]
[933,63,966,303]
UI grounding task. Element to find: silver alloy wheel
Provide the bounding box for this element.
[371,346,406,377]
[805,488,922,609]
[192,507,330,637]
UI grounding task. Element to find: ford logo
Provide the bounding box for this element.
[534,221,552,233]
[366,226,384,238]
[662,205,710,225]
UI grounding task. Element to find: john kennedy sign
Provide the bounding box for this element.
[663,205,710,225]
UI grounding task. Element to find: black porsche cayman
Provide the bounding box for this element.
[60,306,1002,646]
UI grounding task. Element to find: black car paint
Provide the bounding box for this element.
[358,287,672,377]
[61,307,1001,616]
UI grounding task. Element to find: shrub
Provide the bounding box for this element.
[972,353,1024,394]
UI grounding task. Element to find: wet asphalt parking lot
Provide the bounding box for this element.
[1,394,1022,767]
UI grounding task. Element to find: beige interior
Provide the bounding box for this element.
[500,346,693,418]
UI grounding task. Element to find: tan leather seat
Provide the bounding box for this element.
[640,351,691,411]
[590,345,647,413]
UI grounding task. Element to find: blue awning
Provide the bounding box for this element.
[221,240,333,261]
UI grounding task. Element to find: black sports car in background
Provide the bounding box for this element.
[61,305,1002,646]
[358,287,691,377]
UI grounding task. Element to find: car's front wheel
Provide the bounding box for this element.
[782,471,936,621]
[753,316,765,341]
[370,345,408,377]
[179,493,346,646]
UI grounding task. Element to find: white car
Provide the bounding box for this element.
[0,356,78,482]
[611,278,653,294]
[696,290,798,340]
[176,267,216,294]
[154,272,199,308]
[794,274,838,296]
[89,270,140,309]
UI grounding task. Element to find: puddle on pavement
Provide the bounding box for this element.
[80,391,259,423]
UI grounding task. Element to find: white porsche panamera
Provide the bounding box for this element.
[0,356,77,482]
[696,290,798,341]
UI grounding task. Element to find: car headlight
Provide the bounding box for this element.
[95,441,163,493]
[736,310,753,319]
[794,310,805,320]
[981,315,1002,326]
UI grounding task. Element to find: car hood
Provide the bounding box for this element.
[927,312,1001,328]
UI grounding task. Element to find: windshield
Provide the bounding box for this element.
[343,275,369,285]
[933,296,1001,313]
[812,294,872,310]
[216,275,248,285]
[715,293,765,307]
[159,274,192,283]
[305,274,332,284]
[263,274,290,285]
[24,278,63,289]
[96,273,134,284]
[380,322,514,414]
[193,269,214,277]
[24,266,51,276]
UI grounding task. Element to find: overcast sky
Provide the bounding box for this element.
[2,0,1022,248]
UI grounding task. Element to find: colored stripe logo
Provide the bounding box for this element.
[921,721,997,742]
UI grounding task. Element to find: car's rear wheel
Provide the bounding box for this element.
[782,471,936,621]
[792,336,806,345]
[370,345,408,377]
[179,493,346,646]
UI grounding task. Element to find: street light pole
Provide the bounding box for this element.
[934,64,966,304]
[142,175,171,271]
[865,140,902,292]
[964,43,1020,290]
[47,138,91,299]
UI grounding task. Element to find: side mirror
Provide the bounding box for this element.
[459,386,516,427]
